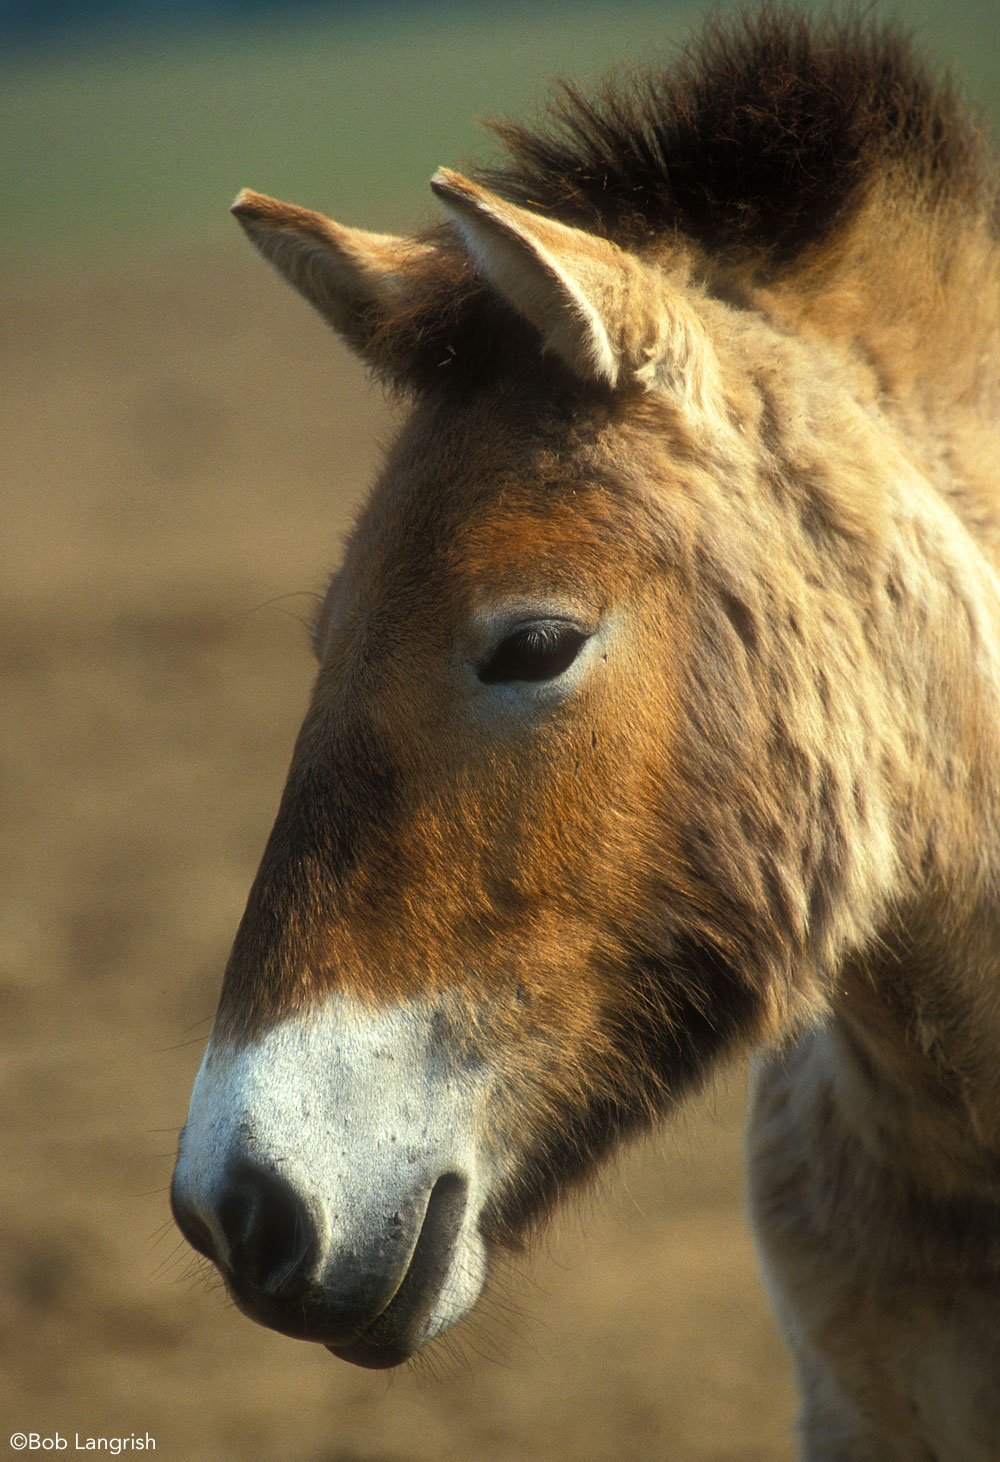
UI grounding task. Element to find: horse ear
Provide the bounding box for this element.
[231,189,430,357]
[430,168,719,407]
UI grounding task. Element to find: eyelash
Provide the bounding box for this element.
[477,622,590,685]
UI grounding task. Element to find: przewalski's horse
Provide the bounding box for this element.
[171,12,1000,1455]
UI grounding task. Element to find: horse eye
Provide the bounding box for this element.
[478,622,589,685]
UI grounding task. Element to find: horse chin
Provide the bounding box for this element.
[325,1337,412,1370]
[320,1249,486,1369]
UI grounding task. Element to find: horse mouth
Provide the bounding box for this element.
[325,1171,474,1368]
[211,1169,474,1366]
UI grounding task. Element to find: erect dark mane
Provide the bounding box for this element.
[370,8,995,393]
[477,8,991,272]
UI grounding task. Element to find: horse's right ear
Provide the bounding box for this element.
[231,189,430,358]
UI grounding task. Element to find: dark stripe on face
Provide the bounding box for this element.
[482,937,763,1246]
[216,716,401,1037]
[621,937,764,1092]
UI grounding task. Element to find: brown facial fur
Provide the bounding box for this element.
[216,377,780,1235]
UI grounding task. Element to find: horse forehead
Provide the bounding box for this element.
[351,392,659,600]
[382,376,631,515]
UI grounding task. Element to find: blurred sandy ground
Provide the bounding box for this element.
[1,1,802,1448]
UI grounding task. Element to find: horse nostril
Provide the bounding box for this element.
[217,1162,318,1295]
[169,1182,217,1264]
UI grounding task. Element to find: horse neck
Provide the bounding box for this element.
[817,892,1000,1195]
[821,489,1000,1187]
[784,343,1000,1189]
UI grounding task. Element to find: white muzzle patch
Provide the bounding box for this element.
[171,994,494,1361]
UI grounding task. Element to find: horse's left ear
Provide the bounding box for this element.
[430,168,719,407]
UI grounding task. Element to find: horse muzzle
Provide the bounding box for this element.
[170,997,491,1366]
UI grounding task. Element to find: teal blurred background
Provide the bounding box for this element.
[3,0,999,263]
